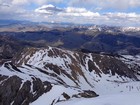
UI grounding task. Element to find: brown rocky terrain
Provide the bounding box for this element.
[0,46,140,105]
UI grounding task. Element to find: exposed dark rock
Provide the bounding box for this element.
[0,75,52,105]
[79,90,99,98]
[0,76,22,105]
[73,90,98,98]
[62,92,70,100]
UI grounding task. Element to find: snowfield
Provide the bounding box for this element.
[31,85,81,105]
[56,93,140,105]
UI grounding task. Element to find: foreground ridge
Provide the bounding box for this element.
[0,46,140,105]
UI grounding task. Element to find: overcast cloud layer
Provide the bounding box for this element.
[0,0,140,26]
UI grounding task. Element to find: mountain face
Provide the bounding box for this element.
[0,35,27,60]
[0,35,48,61]
[0,46,140,105]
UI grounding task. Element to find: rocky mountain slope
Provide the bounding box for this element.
[0,35,49,62]
[0,35,30,60]
[0,46,140,105]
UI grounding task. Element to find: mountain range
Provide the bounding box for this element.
[0,20,140,105]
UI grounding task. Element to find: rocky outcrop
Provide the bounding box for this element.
[73,90,98,98]
[13,47,139,81]
[0,75,52,105]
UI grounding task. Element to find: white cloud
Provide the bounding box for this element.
[0,3,10,7]
[0,0,63,6]
[35,4,63,15]
[36,0,63,5]
[94,7,102,11]
[0,1,32,20]
[0,0,140,27]
[69,0,140,10]
[101,12,140,26]
[64,7,100,17]
[35,5,100,17]
[12,0,29,5]
[32,0,63,5]
[66,7,87,13]
[105,12,140,18]
[34,4,140,26]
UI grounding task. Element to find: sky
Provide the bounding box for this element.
[0,0,140,26]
